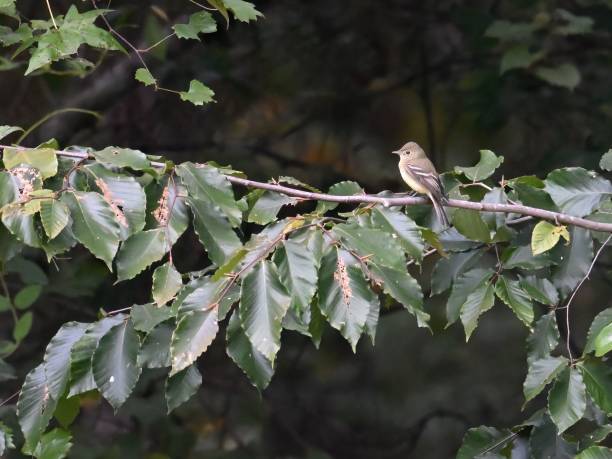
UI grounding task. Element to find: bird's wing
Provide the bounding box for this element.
[403,162,446,200]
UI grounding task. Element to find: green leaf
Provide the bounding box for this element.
[139,321,173,369]
[552,227,593,298]
[33,428,72,459]
[500,44,543,73]
[134,68,156,86]
[332,223,406,271]
[585,309,612,355]
[600,150,612,172]
[549,367,587,433]
[315,181,364,213]
[593,323,612,357]
[511,182,558,211]
[0,421,14,456]
[54,395,80,428]
[179,79,215,105]
[0,125,22,141]
[222,0,263,22]
[63,191,120,270]
[131,303,174,333]
[247,191,297,225]
[152,262,182,306]
[485,20,537,41]
[165,365,202,413]
[535,63,581,90]
[576,447,612,459]
[532,221,570,255]
[527,312,560,364]
[13,311,32,341]
[457,426,512,459]
[92,319,142,411]
[446,268,492,325]
[115,229,167,281]
[170,308,218,375]
[92,146,151,170]
[529,416,578,459]
[370,207,424,261]
[17,364,58,453]
[524,356,568,403]
[460,280,495,341]
[43,322,88,400]
[187,197,242,266]
[239,260,290,362]
[369,264,428,328]
[177,276,237,316]
[1,205,41,248]
[545,168,612,217]
[147,180,189,243]
[503,244,558,270]
[226,310,273,391]
[68,315,125,397]
[3,147,58,179]
[87,164,147,239]
[431,249,484,296]
[39,199,70,240]
[580,360,612,414]
[275,239,318,315]
[494,276,534,327]
[318,248,375,351]
[452,208,491,242]
[519,276,559,306]
[173,11,216,40]
[14,284,42,309]
[454,150,504,181]
[176,162,241,226]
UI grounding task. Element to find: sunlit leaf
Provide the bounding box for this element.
[135,68,156,86]
[40,199,70,240]
[3,147,57,178]
[33,428,72,459]
[531,221,570,255]
[179,79,215,105]
[173,11,216,40]
[454,150,504,181]
[222,0,263,22]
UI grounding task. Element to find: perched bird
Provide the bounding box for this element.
[392,141,450,227]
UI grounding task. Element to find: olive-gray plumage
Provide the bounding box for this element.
[392,142,449,227]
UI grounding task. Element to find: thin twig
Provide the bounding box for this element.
[562,233,612,363]
[45,0,58,29]
[17,108,101,144]
[0,390,19,408]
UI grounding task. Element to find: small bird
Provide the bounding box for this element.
[392,141,450,227]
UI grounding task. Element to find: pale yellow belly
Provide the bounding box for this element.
[399,163,428,195]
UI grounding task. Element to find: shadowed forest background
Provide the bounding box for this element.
[1,1,612,458]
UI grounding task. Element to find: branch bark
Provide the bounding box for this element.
[2,145,612,233]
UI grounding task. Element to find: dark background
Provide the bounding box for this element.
[2,1,612,457]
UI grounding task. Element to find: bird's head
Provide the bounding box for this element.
[392,141,427,159]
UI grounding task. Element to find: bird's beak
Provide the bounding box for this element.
[391,150,401,155]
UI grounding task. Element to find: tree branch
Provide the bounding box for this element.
[2,145,612,233]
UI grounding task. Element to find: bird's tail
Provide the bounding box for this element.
[429,194,450,228]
